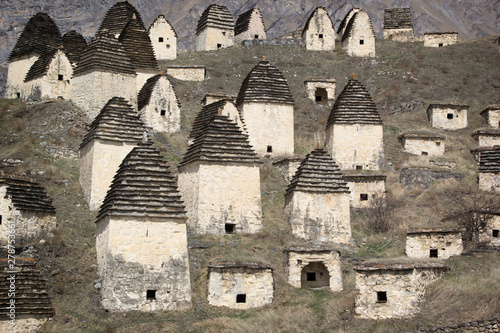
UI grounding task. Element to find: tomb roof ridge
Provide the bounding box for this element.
[479,146,500,173]
[235,7,265,36]
[62,30,87,64]
[148,14,178,37]
[472,128,500,137]
[353,262,449,271]
[138,74,180,111]
[24,49,62,82]
[342,10,375,43]
[196,4,234,35]
[0,175,56,213]
[189,100,235,140]
[118,16,158,71]
[97,1,145,38]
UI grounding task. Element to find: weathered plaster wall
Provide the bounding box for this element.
[302,9,336,51]
[79,140,137,211]
[326,123,384,170]
[304,81,335,104]
[0,315,48,333]
[345,178,385,208]
[476,135,500,147]
[424,33,458,47]
[285,250,342,291]
[72,70,137,120]
[196,27,234,51]
[234,11,266,44]
[485,110,500,128]
[428,106,467,130]
[406,232,463,259]
[284,191,351,244]
[383,28,413,42]
[479,173,500,193]
[140,76,180,133]
[239,102,294,157]
[178,161,262,234]
[165,67,205,81]
[402,138,445,156]
[342,11,375,57]
[5,55,39,99]
[479,214,500,246]
[355,267,444,319]
[208,267,273,309]
[149,17,177,60]
[96,216,192,311]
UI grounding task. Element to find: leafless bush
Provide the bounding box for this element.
[366,191,399,233]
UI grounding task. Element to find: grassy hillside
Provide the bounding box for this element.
[0,36,499,332]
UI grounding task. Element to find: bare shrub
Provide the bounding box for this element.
[365,191,399,233]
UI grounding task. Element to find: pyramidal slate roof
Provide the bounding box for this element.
[138,74,180,111]
[196,4,234,35]
[24,49,67,82]
[9,12,62,60]
[337,8,359,36]
[302,7,334,36]
[179,114,259,166]
[342,10,375,43]
[80,97,145,148]
[97,1,145,37]
[326,79,382,128]
[235,7,265,36]
[119,16,158,71]
[479,146,500,173]
[97,142,187,221]
[62,30,87,64]
[236,60,294,106]
[0,173,55,213]
[384,8,413,29]
[0,258,54,318]
[73,34,135,75]
[286,148,349,195]
[188,99,238,141]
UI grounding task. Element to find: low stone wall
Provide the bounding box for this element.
[424,33,458,47]
[165,66,206,81]
[415,317,500,332]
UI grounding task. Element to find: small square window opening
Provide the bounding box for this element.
[438,43,443,47]
[316,95,322,102]
[254,34,259,39]
[236,294,246,303]
[492,229,499,237]
[158,37,164,42]
[318,34,323,39]
[421,151,428,156]
[217,43,222,49]
[160,110,166,116]
[360,39,364,45]
[267,145,273,153]
[377,291,387,303]
[146,290,156,300]
[225,223,236,234]
[447,113,454,119]
[360,194,368,201]
[58,74,63,81]
[356,165,363,170]
[306,272,316,281]
[430,249,438,258]
[436,142,441,146]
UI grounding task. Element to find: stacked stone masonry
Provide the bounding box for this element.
[398,131,446,156]
[96,1,145,38]
[234,7,266,44]
[196,4,234,51]
[302,7,336,51]
[479,214,500,247]
[148,15,177,60]
[343,174,386,208]
[207,262,274,309]
[304,79,336,105]
[427,104,468,130]
[406,228,463,259]
[340,10,376,57]
[424,32,458,47]
[478,147,500,193]
[480,105,500,129]
[415,317,500,333]
[471,129,500,147]
[383,8,413,42]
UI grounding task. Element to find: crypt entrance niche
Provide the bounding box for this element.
[301,262,329,288]
[315,88,328,104]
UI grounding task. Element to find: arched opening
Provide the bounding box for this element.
[301,262,329,288]
[315,88,328,104]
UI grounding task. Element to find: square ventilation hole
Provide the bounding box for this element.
[359,39,364,45]
[360,194,368,201]
[421,151,428,156]
[0,215,2,225]
[318,33,323,39]
[146,290,157,300]
[436,142,441,146]
[225,223,236,234]
[316,95,322,102]
[217,43,222,49]
[377,291,387,303]
[236,294,246,303]
[158,37,164,42]
[430,249,438,258]
[160,109,166,116]
[267,145,273,153]
[58,74,63,81]
[356,165,363,170]
[493,229,499,238]
[439,43,443,47]
[16,93,20,98]
[306,272,316,281]
[254,34,259,39]
[447,113,454,119]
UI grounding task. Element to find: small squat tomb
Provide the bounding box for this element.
[480,105,500,129]
[398,131,446,156]
[383,8,413,42]
[301,7,336,51]
[427,103,468,130]
[343,173,386,209]
[304,79,336,105]
[406,228,463,259]
[479,213,500,247]
[234,7,266,44]
[207,261,274,309]
[478,146,500,193]
[471,129,500,147]
[354,262,448,319]
[424,32,458,47]
[284,246,342,291]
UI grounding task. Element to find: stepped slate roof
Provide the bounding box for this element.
[196,4,234,35]
[0,258,54,318]
[337,8,359,36]
[97,142,187,220]
[0,173,55,213]
[479,147,500,173]
[236,60,294,106]
[80,97,145,148]
[354,262,448,272]
[148,14,178,37]
[302,7,334,36]
[73,34,135,75]
[384,8,413,29]
[188,99,238,141]
[285,148,349,195]
[119,16,158,71]
[97,1,145,37]
[24,49,66,82]
[179,114,259,166]
[326,79,382,128]
[342,11,375,43]
[235,7,265,36]
[138,74,180,111]
[9,12,62,60]
[62,30,87,64]
[407,227,462,235]
[472,128,500,139]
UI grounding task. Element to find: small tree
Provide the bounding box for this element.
[443,186,500,247]
[366,191,398,233]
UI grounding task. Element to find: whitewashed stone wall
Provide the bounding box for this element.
[284,249,342,291]
[139,76,180,133]
[136,70,157,94]
[344,177,385,208]
[341,11,375,57]
[479,173,500,193]
[302,8,336,51]
[475,135,500,147]
[355,266,445,319]
[285,191,351,244]
[208,265,273,309]
[479,214,500,246]
[0,186,56,243]
[424,33,458,47]
[304,80,335,104]
[484,109,500,128]
[238,102,294,157]
[165,67,206,81]
[178,161,262,234]
[234,11,266,44]
[406,231,463,259]
[196,27,234,51]
[96,216,192,311]
[202,94,234,105]
[427,106,468,130]
[79,140,137,211]
[72,71,137,119]
[5,55,39,99]
[0,315,48,333]
[149,16,177,60]
[325,123,384,170]
[383,28,413,42]
[401,138,445,156]
[23,50,73,101]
